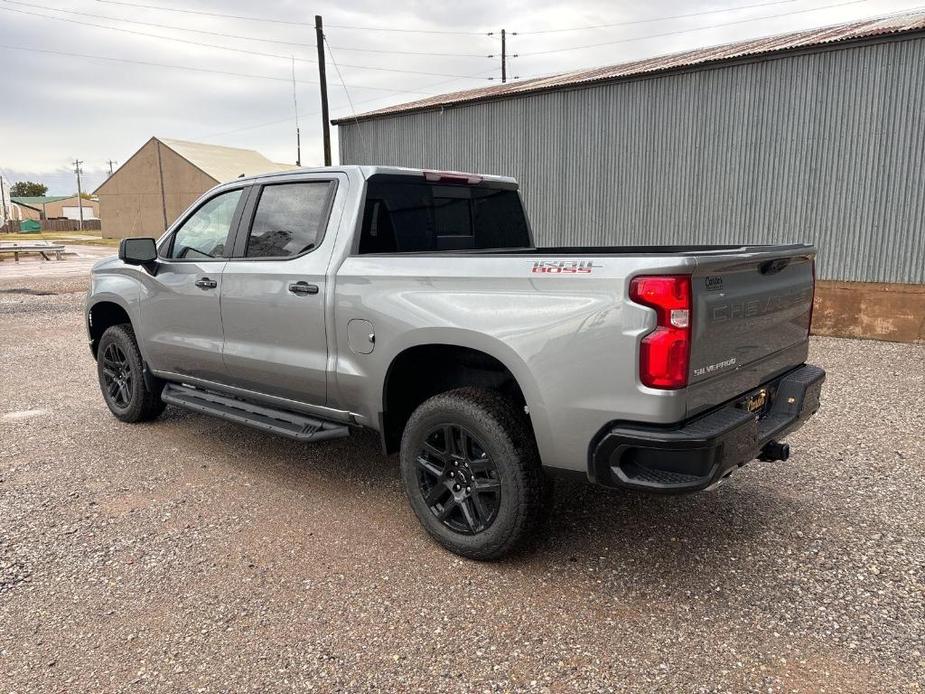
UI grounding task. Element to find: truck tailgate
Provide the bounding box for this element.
[687,248,815,410]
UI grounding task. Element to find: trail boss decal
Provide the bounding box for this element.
[531,260,601,274]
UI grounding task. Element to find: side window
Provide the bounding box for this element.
[169,189,242,260]
[245,182,333,258]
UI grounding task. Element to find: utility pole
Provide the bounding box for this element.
[0,174,7,226]
[107,160,117,176]
[501,29,507,83]
[292,56,301,167]
[315,15,331,166]
[73,159,84,231]
[488,30,517,83]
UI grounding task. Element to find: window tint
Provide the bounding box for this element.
[169,188,242,259]
[358,178,530,254]
[434,198,471,236]
[245,182,332,258]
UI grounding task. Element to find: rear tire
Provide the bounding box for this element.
[96,324,165,423]
[400,387,544,560]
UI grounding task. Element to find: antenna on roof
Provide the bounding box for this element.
[292,56,301,167]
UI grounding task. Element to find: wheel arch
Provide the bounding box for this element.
[378,332,544,455]
[87,297,134,359]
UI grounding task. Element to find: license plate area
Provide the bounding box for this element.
[736,384,777,418]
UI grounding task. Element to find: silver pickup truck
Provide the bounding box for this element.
[86,165,825,559]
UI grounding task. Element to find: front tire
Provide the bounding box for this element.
[400,387,544,560]
[96,324,165,423]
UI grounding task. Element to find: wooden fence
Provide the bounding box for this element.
[1,219,102,233]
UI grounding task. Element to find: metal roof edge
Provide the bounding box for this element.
[155,138,223,186]
[333,12,925,127]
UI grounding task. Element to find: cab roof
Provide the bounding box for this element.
[233,165,518,188]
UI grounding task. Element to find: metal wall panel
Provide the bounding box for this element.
[339,37,925,283]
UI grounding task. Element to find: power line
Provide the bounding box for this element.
[0,43,434,93]
[195,70,499,141]
[326,67,502,119]
[94,0,486,34]
[1,0,490,57]
[0,42,306,82]
[0,5,488,79]
[516,0,801,34]
[1,5,308,61]
[324,34,365,151]
[518,0,869,56]
[329,45,489,58]
[325,23,485,35]
[5,0,308,45]
[93,0,315,26]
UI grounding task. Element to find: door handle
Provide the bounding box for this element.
[195,277,217,289]
[289,281,319,296]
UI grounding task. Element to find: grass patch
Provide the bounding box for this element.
[0,231,120,248]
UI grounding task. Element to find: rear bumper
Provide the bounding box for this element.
[589,364,825,493]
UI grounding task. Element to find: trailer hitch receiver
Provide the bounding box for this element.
[759,440,790,462]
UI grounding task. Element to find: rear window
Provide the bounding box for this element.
[245,181,333,258]
[358,177,531,254]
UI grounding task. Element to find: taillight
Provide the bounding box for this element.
[630,275,692,389]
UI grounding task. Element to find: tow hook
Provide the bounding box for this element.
[759,441,790,462]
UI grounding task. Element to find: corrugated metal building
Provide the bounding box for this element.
[335,12,925,295]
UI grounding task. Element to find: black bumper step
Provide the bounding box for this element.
[161,383,350,443]
[590,364,826,493]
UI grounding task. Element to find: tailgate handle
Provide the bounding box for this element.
[760,258,791,275]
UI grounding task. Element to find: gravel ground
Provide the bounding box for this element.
[1,273,923,693]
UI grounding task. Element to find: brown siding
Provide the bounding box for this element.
[11,204,40,221]
[813,281,925,342]
[158,142,219,227]
[96,139,217,239]
[41,196,100,220]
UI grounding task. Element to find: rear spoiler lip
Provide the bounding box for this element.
[689,245,816,274]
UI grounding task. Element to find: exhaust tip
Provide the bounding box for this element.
[760,441,790,462]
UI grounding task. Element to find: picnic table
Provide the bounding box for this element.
[0,241,66,262]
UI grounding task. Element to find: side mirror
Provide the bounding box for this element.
[119,237,158,268]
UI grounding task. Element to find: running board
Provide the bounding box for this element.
[161,383,350,443]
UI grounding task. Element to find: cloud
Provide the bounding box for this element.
[1,167,106,196]
[1,0,919,190]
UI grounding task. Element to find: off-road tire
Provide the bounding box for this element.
[400,387,545,560]
[96,324,165,423]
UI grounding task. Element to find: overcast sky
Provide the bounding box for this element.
[0,0,921,194]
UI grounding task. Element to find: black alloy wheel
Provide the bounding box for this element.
[416,423,502,534]
[100,342,133,409]
[96,323,165,423]
[400,387,545,560]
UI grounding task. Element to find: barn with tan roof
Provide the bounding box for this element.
[95,137,295,239]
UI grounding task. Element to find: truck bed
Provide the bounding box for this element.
[362,243,812,257]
